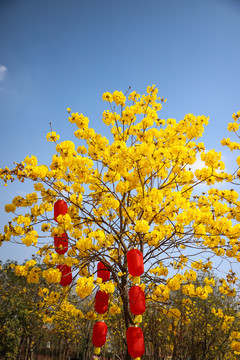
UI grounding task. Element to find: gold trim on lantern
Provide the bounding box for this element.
[133,315,142,324]
[97,314,104,321]
[94,347,101,355]
[132,276,141,285]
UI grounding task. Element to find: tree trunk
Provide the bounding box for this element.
[153,344,159,360]
[65,344,69,360]
[24,337,29,360]
[124,348,131,360]
[18,336,25,360]
[120,273,132,330]
[59,338,64,360]
[120,278,132,360]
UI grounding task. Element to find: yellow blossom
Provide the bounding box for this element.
[46,131,60,142]
[135,219,150,233]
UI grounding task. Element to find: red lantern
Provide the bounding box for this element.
[54,232,68,254]
[57,264,72,287]
[126,327,145,358]
[127,249,144,277]
[129,286,146,315]
[95,290,109,314]
[97,261,110,282]
[92,321,107,347]
[54,199,68,222]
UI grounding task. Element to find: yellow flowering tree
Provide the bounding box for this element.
[1,86,240,358]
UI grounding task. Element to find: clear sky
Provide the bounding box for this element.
[0,0,240,263]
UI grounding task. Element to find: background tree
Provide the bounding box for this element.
[0,259,48,359]
[1,86,240,359]
[143,271,240,359]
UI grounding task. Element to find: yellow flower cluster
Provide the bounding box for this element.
[68,112,89,129]
[231,341,240,352]
[99,280,115,294]
[27,267,40,283]
[46,131,60,142]
[232,111,240,121]
[221,110,240,157]
[102,90,126,106]
[162,307,181,320]
[15,265,28,277]
[56,140,77,158]
[204,277,215,286]
[25,165,49,180]
[228,122,239,132]
[109,304,121,316]
[128,90,141,102]
[24,155,38,166]
[54,214,73,231]
[191,260,212,272]
[4,204,16,213]
[149,263,168,277]
[195,285,213,299]
[22,230,38,247]
[167,274,185,291]
[152,284,170,302]
[184,270,197,282]
[85,311,97,320]
[182,283,196,297]
[219,279,236,297]
[222,315,235,331]
[42,268,61,283]
[76,276,95,298]
[134,219,150,234]
[60,300,84,318]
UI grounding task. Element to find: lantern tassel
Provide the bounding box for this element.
[94,347,101,355]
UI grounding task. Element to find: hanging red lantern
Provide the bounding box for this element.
[92,321,107,347]
[97,261,110,282]
[95,290,109,314]
[126,326,145,358]
[127,249,144,277]
[54,199,68,222]
[57,264,72,287]
[54,232,68,254]
[129,285,146,315]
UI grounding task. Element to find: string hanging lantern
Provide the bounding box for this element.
[54,232,68,254]
[54,199,68,222]
[92,261,110,356]
[129,285,146,315]
[126,327,145,359]
[127,248,145,359]
[97,261,110,282]
[95,290,109,314]
[127,249,144,277]
[54,200,71,287]
[57,264,72,287]
[92,321,108,348]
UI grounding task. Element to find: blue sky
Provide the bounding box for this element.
[0,0,240,263]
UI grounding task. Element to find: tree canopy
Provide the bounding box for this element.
[1,85,240,359]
